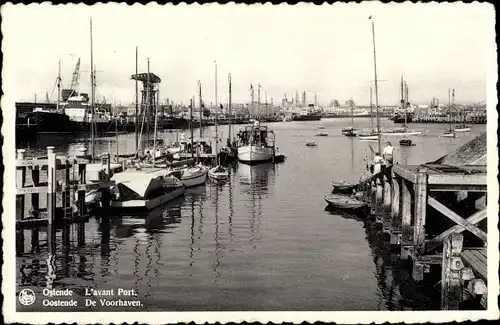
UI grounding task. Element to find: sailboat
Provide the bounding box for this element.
[443,89,457,138]
[342,98,357,136]
[357,87,379,141]
[399,79,413,146]
[208,61,229,181]
[452,89,470,132]
[176,82,208,187]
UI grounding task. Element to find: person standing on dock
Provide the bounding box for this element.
[371,152,384,176]
[382,141,394,166]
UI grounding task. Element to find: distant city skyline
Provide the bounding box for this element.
[3,3,494,107]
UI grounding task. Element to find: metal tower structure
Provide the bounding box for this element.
[131,70,161,144]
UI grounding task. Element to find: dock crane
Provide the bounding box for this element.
[68,58,81,97]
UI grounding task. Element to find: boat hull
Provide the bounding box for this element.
[324,195,367,210]
[181,167,208,187]
[381,131,422,136]
[443,133,456,138]
[454,128,470,132]
[238,146,274,164]
[110,186,185,210]
[208,168,229,180]
[358,134,379,140]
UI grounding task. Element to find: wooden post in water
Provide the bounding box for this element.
[375,178,383,222]
[370,181,377,217]
[62,158,71,247]
[390,172,401,245]
[382,175,392,233]
[400,179,413,260]
[441,233,464,310]
[46,146,56,253]
[16,149,27,255]
[413,167,428,256]
[76,147,87,218]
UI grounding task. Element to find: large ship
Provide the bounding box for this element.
[291,104,322,121]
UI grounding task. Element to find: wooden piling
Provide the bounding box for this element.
[400,179,413,260]
[441,233,464,310]
[390,172,401,245]
[46,146,56,245]
[375,178,383,222]
[370,181,376,217]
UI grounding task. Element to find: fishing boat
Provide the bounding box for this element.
[237,121,276,163]
[324,194,367,211]
[306,140,317,147]
[399,78,413,146]
[208,62,229,182]
[237,84,276,164]
[331,180,355,194]
[443,89,457,138]
[342,100,357,136]
[110,168,185,209]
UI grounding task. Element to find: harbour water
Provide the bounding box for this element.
[17,118,485,311]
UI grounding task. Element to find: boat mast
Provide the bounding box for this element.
[190,98,194,161]
[146,58,150,145]
[214,61,218,164]
[228,73,232,144]
[350,96,354,128]
[135,46,139,153]
[404,80,408,138]
[370,16,381,153]
[199,80,203,139]
[258,83,261,122]
[153,83,159,167]
[90,18,95,161]
[370,86,374,131]
[251,84,255,118]
[115,105,118,161]
[448,88,452,132]
[57,59,61,112]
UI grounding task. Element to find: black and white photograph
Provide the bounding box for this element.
[2,2,498,323]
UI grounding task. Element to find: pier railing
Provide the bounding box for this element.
[362,163,488,310]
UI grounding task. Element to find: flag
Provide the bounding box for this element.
[368,15,372,19]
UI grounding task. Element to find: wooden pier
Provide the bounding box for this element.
[361,163,488,310]
[16,146,113,255]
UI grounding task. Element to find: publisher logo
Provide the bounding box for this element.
[19,289,36,306]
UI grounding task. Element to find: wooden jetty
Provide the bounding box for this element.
[16,146,113,255]
[359,161,488,310]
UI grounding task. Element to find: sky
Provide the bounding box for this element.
[2,3,496,107]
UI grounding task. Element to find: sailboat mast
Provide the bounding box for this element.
[448,89,452,131]
[404,81,408,133]
[135,46,138,152]
[146,58,150,145]
[251,84,254,117]
[258,84,261,122]
[90,18,95,160]
[214,61,218,161]
[57,60,61,111]
[199,81,203,139]
[228,73,232,143]
[371,18,381,153]
[370,86,374,131]
[350,96,354,128]
[152,85,159,167]
[190,98,194,160]
[115,105,118,160]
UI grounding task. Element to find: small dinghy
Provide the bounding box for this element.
[443,131,456,138]
[315,132,328,137]
[331,180,355,194]
[208,165,229,181]
[454,125,470,132]
[306,140,317,147]
[399,138,413,146]
[324,194,367,211]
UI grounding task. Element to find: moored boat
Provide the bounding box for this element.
[177,164,208,187]
[324,194,367,211]
[110,168,185,210]
[306,140,317,147]
[454,124,470,132]
[208,165,229,181]
[237,120,276,164]
[331,180,355,194]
